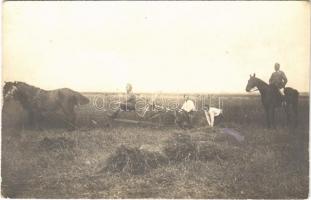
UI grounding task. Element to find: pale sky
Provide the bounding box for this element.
[3,1,310,93]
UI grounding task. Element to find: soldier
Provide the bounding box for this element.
[269,63,288,106]
[269,63,288,95]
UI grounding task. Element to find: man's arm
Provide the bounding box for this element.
[210,112,215,127]
[269,73,274,84]
[204,110,211,126]
[281,71,288,87]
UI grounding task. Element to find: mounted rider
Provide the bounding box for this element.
[269,63,288,94]
[269,63,288,106]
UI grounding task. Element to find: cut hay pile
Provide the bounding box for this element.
[164,133,235,162]
[101,131,239,175]
[195,141,230,160]
[37,137,77,162]
[163,134,197,161]
[102,145,168,175]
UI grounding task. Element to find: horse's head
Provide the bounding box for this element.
[246,73,258,92]
[3,81,18,100]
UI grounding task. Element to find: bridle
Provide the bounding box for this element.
[4,85,18,99]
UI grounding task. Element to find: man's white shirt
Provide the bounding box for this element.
[181,100,196,112]
[209,107,222,117]
[204,107,223,127]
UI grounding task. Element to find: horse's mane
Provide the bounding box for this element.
[254,77,269,87]
[14,81,43,92]
[8,81,89,105]
[57,88,90,105]
[71,90,90,105]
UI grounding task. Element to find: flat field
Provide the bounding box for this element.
[1,93,309,198]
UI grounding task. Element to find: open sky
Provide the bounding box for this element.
[3,1,310,93]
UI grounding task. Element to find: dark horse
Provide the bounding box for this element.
[246,74,299,128]
[3,81,90,130]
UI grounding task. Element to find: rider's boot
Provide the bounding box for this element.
[280,88,286,107]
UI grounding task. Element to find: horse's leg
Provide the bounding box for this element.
[284,104,290,126]
[28,109,42,130]
[28,110,35,127]
[265,107,271,128]
[67,111,76,130]
[68,109,76,130]
[71,111,77,129]
[33,111,43,130]
[293,102,299,128]
[61,105,76,130]
[271,108,276,129]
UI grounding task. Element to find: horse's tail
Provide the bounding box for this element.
[73,92,90,105]
[284,87,299,108]
[284,87,299,127]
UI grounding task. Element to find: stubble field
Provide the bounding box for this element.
[1,93,309,198]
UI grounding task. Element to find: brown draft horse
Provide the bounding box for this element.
[246,74,299,128]
[3,81,90,130]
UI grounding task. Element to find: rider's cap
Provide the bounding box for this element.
[274,63,280,70]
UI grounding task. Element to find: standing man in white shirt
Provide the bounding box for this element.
[180,95,196,127]
[203,104,223,127]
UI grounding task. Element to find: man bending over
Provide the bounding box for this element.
[203,104,223,127]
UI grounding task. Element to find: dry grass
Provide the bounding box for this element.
[100,145,168,175]
[163,132,237,162]
[1,94,309,198]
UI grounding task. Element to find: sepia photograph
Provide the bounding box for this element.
[1,1,310,198]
